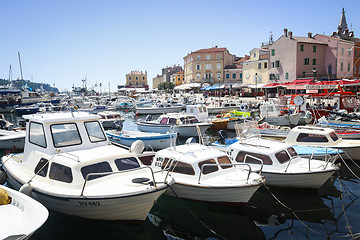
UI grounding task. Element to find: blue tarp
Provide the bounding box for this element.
[201,85,225,90]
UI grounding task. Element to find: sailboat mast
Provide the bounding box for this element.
[18,51,24,81]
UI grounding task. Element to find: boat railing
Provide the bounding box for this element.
[198,163,253,184]
[56,149,80,162]
[243,154,264,174]
[80,166,160,196]
[305,146,337,170]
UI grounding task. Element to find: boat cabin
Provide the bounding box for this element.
[259,102,281,118]
[228,138,300,169]
[185,105,208,121]
[284,126,342,146]
[154,113,201,125]
[151,144,234,179]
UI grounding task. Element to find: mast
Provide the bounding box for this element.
[18,52,24,81]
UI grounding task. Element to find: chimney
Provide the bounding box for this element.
[289,31,293,39]
[308,32,312,38]
[284,28,288,37]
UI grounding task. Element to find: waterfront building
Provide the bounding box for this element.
[268,29,327,83]
[183,46,235,85]
[170,71,184,86]
[152,74,162,89]
[162,65,183,83]
[242,48,270,86]
[126,71,148,88]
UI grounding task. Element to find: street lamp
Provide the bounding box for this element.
[255,73,258,100]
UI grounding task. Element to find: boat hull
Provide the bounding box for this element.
[137,122,211,137]
[6,173,168,221]
[165,182,261,203]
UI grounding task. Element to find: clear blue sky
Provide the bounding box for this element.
[1,0,359,91]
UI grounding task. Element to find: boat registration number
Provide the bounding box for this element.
[78,201,101,206]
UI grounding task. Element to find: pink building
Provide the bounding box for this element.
[268,29,327,83]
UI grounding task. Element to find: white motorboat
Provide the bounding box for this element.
[97,111,124,129]
[0,129,26,150]
[106,129,177,150]
[206,99,246,114]
[284,126,360,160]
[150,141,264,203]
[137,113,212,137]
[0,185,48,239]
[226,136,338,189]
[258,101,301,126]
[2,112,174,221]
[135,103,183,115]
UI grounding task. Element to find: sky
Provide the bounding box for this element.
[1,0,359,92]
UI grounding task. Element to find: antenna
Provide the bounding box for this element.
[18,52,24,80]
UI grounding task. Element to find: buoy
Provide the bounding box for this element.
[0,169,7,185]
[19,183,33,196]
[277,213,286,224]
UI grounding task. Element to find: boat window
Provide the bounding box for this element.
[168,118,177,125]
[203,107,207,112]
[161,158,195,175]
[198,159,219,174]
[160,118,168,124]
[330,132,339,141]
[161,157,171,169]
[81,162,112,181]
[49,162,73,183]
[34,158,49,177]
[29,122,47,148]
[275,150,291,164]
[187,116,199,123]
[236,151,273,165]
[51,123,82,147]
[84,121,107,143]
[198,107,203,113]
[296,133,328,142]
[287,147,299,158]
[115,157,140,171]
[217,156,232,169]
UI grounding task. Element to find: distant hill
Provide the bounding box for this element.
[0,79,59,93]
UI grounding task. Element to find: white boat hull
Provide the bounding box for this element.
[6,173,168,221]
[137,122,211,137]
[262,170,335,189]
[0,130,25,150]
[136,106,183,115]
[165,181,261,203]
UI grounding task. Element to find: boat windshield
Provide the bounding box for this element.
[296,133,329,143]
[198,159,219,174]
[236,151,273,165]
[217,155,232,169]
[287,147,299,158]
[81,162,112,181]
[115,157,140,171]
[51,123,82,148]
[275,150,291,164]
[84,121,106,143]
[330,132,339,141]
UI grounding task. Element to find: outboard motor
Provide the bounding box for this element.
[112,120,123,130]
[218,130,228,145]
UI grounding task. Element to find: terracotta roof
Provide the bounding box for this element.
[193,47,226,53]
[292,37,327,45]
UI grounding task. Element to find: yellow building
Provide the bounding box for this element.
[242,48,270,86]
[171,71,184,86]
[152,74,162,89]
[183,46,235,84]
[126,70,148,87]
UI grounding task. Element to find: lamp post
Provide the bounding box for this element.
[255,73,258,100]
[218,75,221,103]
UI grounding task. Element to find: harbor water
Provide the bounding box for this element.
[2,111,360,239]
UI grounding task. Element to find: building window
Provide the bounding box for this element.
[217,54,221,59]
[217,73,221,79]
[276,73,280,80]
[232,73,236,79]
[355,50,357,58]
[271,62,274,68]
[275,60,280,67]
[312,58,316,65]
[264,62,268,68]
[129,77,131,80]
[226,73,230,79]
[271,49,275,56]
[359,66,360,74]
[196,55,200,60]
[300,44,304,51]
[348,49,352,56]
[304,58,309,65]
[206,55,211,60]
[258,63,261,69]
[196,74,200,80]
[196,64,201,70]
[143,77,145,80]
[285,72,289,80]
[313,46,317,52]
[217,63,221,69]
[205,64,212,70]
[240,73,242,79]
[341,47,344,55]
[341,62,344,71]
[254,53,257,58]
[348,63,351,72]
